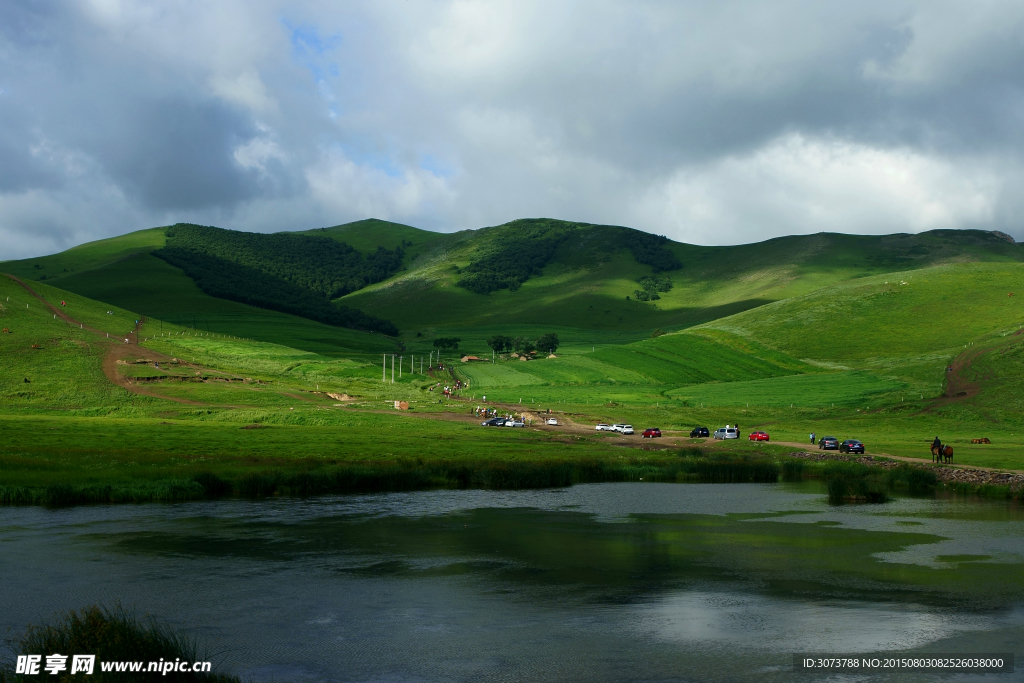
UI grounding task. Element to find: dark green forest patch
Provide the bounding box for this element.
[154,247,397,335]
[159,223,404,298]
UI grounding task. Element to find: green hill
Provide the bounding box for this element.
[6,218,1019,341]
[339,220,1023,333]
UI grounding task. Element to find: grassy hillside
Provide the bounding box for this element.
[0,276,148,414]
[49,253,396,356]
[7,219,1020,342]
[702,262,1024,363]
[1,227,166,281]
[342,221,1023,333]
[299,218,455,262]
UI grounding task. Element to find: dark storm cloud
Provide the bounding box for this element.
[1,0,1024,259]
[77,98,262,210]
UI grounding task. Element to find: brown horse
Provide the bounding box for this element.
[932,445,953,463]
[931,444,953,463]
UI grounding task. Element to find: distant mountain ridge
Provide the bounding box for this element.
[2,219,1020,338]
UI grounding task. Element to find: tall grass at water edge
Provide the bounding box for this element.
[0,605,239,683]
[0,450,794,506]
[0,446,965,507]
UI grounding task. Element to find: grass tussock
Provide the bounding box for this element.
[886,464,938,494]
[820,462,890,504]
[0,605,238,683]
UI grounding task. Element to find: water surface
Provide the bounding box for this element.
[2,483,1022,682]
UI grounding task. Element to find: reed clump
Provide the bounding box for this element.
[0,605,238,683]
[807,461,885,504]
[886,464,937,494]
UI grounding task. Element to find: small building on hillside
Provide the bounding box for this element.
[461,355,485,362]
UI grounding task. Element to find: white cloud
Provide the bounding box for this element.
[637,134,1002,244]
[233,133,286,174]
[2,0,1024,259]
[304,148,457,224]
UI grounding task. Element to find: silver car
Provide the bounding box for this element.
[612,424,634,435]
[713,427,739,440]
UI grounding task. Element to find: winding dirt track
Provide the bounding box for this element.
[927,329,1024,410]
[7,274,210,405]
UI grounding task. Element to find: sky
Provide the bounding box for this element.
[2,0,1024,259]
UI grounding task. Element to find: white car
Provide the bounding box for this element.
[505,420,525,427]
[595,423,613,431]
[713,427,739,440]
[612,424,634,435]
[546,418,558,425]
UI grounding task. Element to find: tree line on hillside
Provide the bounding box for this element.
[456,221,576,294]
[154,247,398,335]
[622,231,682,272]
[161,223,406,299]
[487,333,559,355]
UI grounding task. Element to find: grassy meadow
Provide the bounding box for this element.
[4,221,1024,505]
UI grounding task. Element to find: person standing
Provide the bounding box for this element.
[810,432,816,445]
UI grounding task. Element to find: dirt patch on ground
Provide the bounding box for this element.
[102,344,208,405]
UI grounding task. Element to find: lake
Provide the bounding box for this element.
[2,483,1023,682]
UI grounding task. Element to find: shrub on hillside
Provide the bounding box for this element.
[433,337,461,350]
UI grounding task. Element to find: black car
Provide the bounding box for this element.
[840,439,865,454]
[690,427,710,438]
[818,436,839,450]
[481,417,506,426]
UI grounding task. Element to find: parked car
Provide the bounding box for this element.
[690,427,710,438]
[840,439,865,454]
[481,417,505,426]
[818,436,839,450]
[713,427,739,440]
[748,431,769,441]
[546,418,558,425]
[595,423,613,431]
[642,428,662,438]
[612,424,634,435]
[505,419,525,428]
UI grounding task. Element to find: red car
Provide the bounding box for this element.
[748,431,770,441]
[642,428,662,438]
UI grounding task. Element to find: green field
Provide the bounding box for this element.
[3,219,1024,504]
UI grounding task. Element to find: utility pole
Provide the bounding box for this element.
[391,354,395,383]
[399,356,403,378]
[383,353,386,382]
